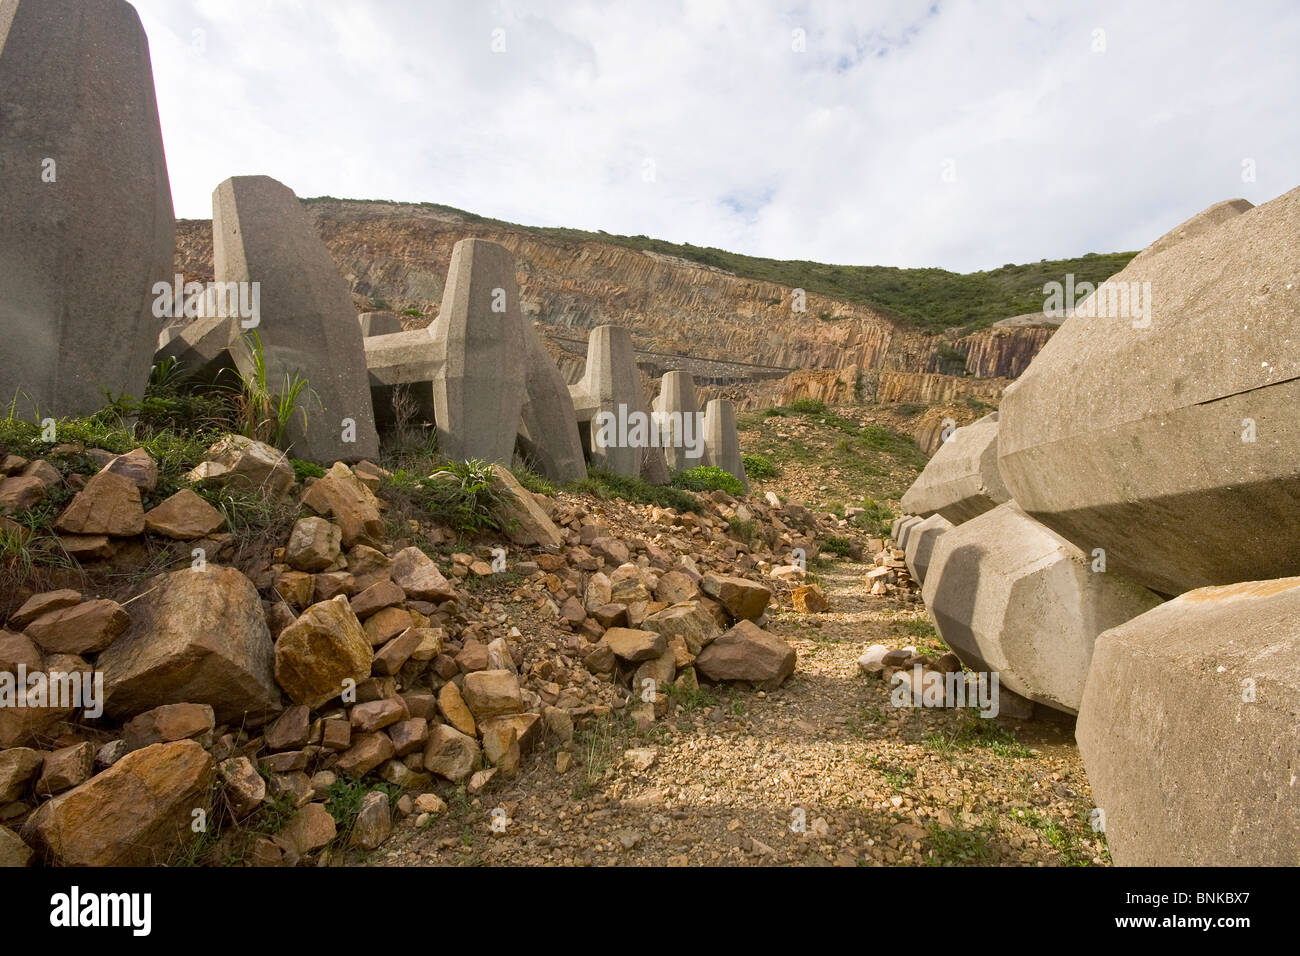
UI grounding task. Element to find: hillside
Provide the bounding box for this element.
[174,198,1131,393]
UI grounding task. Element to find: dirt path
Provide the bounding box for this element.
[368,557,1108,867]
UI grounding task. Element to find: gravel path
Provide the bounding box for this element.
[369,556,1109,867]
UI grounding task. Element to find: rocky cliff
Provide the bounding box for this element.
[174,199,1053,385]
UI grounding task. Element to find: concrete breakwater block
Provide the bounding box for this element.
[901,413,1010,524]
[703,399,747,487]
[213,175,378,462]
[569,325,648,479]
[518,318,586,483]
[903,513,952,585]
[1076,576,1300,865]
[998,188,1300,597]
[431,239,527,464]
[921,503,1162,714]
[0,0,175,420]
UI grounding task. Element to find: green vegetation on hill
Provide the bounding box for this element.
[305,196,1136,334]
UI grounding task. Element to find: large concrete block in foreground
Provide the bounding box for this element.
[901,413,1010,523]
[1077,577,1300,865]
[0,0,174,420]
[213,176,378,462]
[570,325,645,478]
[922,503,1162,714]
[431,239,527,464]
[999,187,1300,597]
[903,513,951,585]
[653,372,705,474]
[703,399,747,488]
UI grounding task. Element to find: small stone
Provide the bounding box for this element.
[462,669,523,720]
[600,626,667,663]
[218,756,265,817]
[335,732,396,777]
[792,583,829,613]
[8,589,81,629]
[350,790,392,849]
[143,489,225,539]
[350,698,408,733]
[121,703,215,752]
[53,471,145,536]
[422,724,479,782]
[389,547,456,602]
[437,682,477,737]
[24,599,128,655]
[276,803,336,855]
[284,516,343,572]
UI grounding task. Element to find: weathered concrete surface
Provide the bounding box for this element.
[362,327,440,430]
[999,187,1300,597]
[703,399,747,487]
[1131,197,1254,264]
[922,503,1163,714]
[213,175,378,462]
[431,239,527,464]
[0,0,175,420]
[653,372,705,474]
[901,413,1011,523]
[357,311,403,337]
[570,325,646,478]
[518,320,586,483]
[903,513,951,585]
[1077,577,1300,865]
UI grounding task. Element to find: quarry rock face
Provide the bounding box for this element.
[703,399,747,487]
[998,188,1300,597]
[902,513,951,585]
[922,503,1163,714]
[653,372,704,474]
[1076,577,1300,865]
[431,238,527,464]
[518,320,586,483]
[213,175,379,463]
[570,324,648,478]
[0,0,175,421]
[901,413,1011,524]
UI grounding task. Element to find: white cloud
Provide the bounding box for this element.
[131,0,1300,271]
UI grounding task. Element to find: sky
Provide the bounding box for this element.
[131,0,1300,273]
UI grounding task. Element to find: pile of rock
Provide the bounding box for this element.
[1,436,823,866]
[894,188,1300,865]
